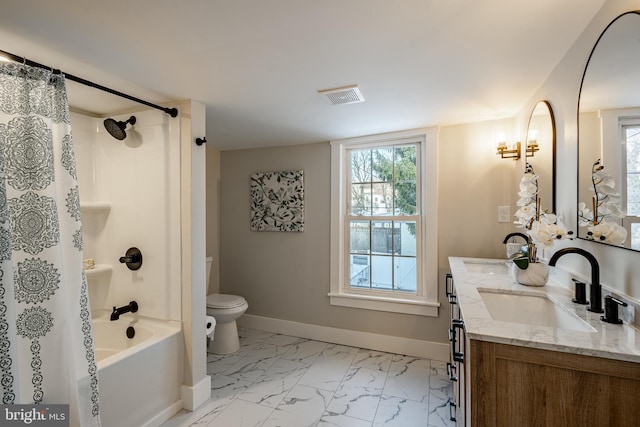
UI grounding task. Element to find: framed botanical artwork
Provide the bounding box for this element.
[250,170,304,232]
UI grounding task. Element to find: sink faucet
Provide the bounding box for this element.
[110,301,139,321]
[548,248,603,313]
[502,232,530,244]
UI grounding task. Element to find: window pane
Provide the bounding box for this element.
[395,257,416,292]
[372,148,393,182]
[396,221,416,256]
[350,221,370,254]
[394,181,416,215]
[372,182,393,215]
[349,254,370,288]
[393,146,417,181]
[371,255,392,290]
[350,183,371,215]
[372,221,394,254]
[351,149,371,184]
[627,126,640,216]
[394,146,417,216]
[632,224,640,251]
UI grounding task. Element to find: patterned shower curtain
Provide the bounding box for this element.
[0,63,100,426]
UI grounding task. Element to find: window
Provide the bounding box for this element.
[622,121,640,249]
[329,128,438,316]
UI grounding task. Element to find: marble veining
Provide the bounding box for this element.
[162,328,454,427]
[449,256,640,363]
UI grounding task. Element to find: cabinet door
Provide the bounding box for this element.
[471,340,640,427]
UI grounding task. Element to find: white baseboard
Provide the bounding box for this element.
[181,375,212,411]
[237,314,449,361]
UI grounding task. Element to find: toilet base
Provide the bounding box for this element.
[209,320,240,354]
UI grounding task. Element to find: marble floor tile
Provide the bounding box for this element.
[275,384,334,421]
[297,356,353,392]
[318,344,359,361]
[237,359,308,408]
[280,339,329,365]
[161,328,454,427]
[383,355,431,403]
[223,354,280,383]
[351,349,393,372]
[325,385,382,422]
[261,407,320,427]
[325,367,386,421]
[210,374,252,400]
[373,395,431,427]
[259,333,305,348]
[206,353,244,376]
[206,398,274,427]
[427,387,455,427]
[318,412,373,427]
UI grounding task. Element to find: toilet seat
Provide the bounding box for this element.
[206,293,246,309]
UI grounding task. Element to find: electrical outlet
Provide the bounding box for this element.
[498,206,510,223]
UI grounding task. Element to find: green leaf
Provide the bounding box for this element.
[512,256,529,270]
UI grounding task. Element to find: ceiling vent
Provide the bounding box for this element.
[318,85,365,105]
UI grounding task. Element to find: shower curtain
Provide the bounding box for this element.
[0,63,100,426]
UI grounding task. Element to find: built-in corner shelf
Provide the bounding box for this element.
[80,201,111,213]
[85,264,112,279]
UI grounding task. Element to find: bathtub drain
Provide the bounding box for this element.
[126,326,135,339]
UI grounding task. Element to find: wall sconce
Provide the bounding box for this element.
[496,141,521,160]
[525,129,539,157]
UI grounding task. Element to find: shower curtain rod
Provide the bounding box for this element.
[0,48,178,118]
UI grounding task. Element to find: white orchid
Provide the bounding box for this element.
[579,160,627,245]
[512,164,572,268]
[587,221,627,246]
[577,202,593,227]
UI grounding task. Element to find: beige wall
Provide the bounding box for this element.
[217,119,517,344]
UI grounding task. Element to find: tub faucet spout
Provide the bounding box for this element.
[111,301,139,321]
[548,248,603,313]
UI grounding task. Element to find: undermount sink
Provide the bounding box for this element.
[463,260,509,275]
[477,288,596,332]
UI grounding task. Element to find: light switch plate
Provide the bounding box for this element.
[498,206,510,223]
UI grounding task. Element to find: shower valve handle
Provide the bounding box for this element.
[119,247,143,270]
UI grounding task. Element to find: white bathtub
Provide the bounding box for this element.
[93,314,183,427]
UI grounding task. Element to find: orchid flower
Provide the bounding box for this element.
[579,160,627,245]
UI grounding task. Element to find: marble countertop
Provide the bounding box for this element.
[449,256,640,363]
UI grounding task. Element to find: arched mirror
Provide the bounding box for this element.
[526,100,556,213]
[578,11,640,250]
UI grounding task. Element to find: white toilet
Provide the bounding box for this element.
[206,256,248,354]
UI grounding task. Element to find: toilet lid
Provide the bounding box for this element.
[206,293,246,309]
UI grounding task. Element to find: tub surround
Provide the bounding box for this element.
[448,257,640,363]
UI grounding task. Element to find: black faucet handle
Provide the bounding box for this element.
[601,295,628,324]
[571,279,589,305]
[119,247,143,270]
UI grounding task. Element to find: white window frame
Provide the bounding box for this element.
[329,127,439,316]
[601,108,640,249]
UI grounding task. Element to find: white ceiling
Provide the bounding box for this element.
[0,0,607,150]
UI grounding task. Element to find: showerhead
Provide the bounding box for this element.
[103,116,136,140]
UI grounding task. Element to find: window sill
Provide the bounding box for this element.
[328,292,439,317]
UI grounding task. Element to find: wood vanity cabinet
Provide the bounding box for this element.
[447,274,640,427]
[468,340,640,427]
